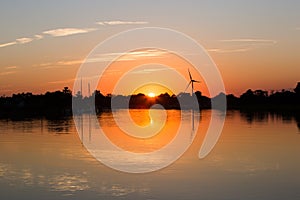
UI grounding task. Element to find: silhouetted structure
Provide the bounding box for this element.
[184,69,201,94]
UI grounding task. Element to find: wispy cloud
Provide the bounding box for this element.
[120,49,166,60]
[220,38,277,44]
[43,28,97,37]
[97,20,148,25]
[0,71,17,76]
[34,34,43,40]
[34,59,83,69]
[0,19,147,49]
[56,60,83,66]
[0,65,18,76]
[87,49,167,63]
[130,68,169,74]
[38,50,166,67]
[0,41,17,48]
[5,66,18,70]
[209,38,277,54]
[208,48,251,53]
[0,37,33,48]
[16,37,34,44]
[0,27,95,48]
[0,37,35,48]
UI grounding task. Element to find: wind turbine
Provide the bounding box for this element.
[184,68,201,95]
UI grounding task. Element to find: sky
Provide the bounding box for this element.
[0,0,299,97]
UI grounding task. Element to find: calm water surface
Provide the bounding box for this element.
[0,110,300,200]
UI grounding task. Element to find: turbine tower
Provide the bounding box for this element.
[184,68,200,95]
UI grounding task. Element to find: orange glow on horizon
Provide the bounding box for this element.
[97,48,209,97]
[148,92,156,97]
[134,83,174,97]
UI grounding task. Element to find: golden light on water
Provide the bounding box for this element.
[100,110,181,153]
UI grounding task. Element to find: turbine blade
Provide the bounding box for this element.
[188,68,192,81]
[194,80,201,83]
[184,81,192,93]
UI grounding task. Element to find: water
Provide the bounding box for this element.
[0,110,299,200]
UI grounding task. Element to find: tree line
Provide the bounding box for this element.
[0,82,299,119]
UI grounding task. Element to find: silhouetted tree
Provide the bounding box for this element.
[226,94,240,109]
[294,82,300,94]
[195,91,202,98]
[240,89,254,104]
[0,82,300,119]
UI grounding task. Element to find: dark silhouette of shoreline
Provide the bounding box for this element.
[0,83,299,120]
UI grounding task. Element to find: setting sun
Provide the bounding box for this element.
[148,92,156,97]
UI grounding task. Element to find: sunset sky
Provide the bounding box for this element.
[0,0,299,97]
